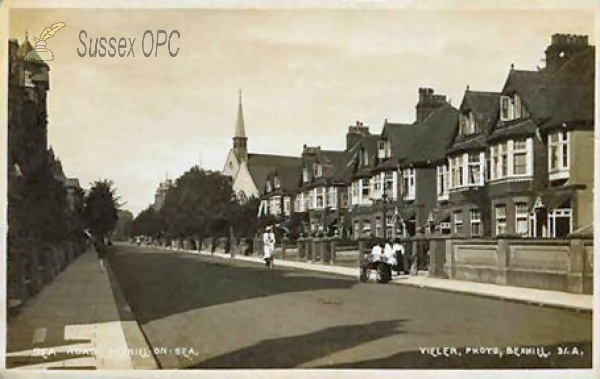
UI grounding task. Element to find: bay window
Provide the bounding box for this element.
[384,171,395,199]
[548,131,570,180]
[372,173,382,199]
[295,193,304,212]
[283,197,291,215]
[490,138,532,180]
[467,153,483,186]
[270,196,281,216]
[513,139,527,175]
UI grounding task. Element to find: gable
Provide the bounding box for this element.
[233,161,259,199]
[223,149,240,177]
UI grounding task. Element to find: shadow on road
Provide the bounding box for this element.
[317,340,592,369]
[187,319,408,368]
[108,246,358,324]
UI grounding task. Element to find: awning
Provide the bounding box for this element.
[535,189,575,210]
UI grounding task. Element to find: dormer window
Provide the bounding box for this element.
[302,168,309,183]
[378,139,391,159]
[500,93,523,122]
[274,175,281,189]
[459,111,478,135]
[266,181,272,193]
[313,163,323,178]
[359,148,369,166]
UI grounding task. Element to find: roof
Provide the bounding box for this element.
[401,104,459,166]
[265,164,302,194]
[349,134,380,178]
[541,47,595,130]
[502,69,551,123]
[247,153,302,193]
[488,119,537,143]
[374,122,416,171]
[460,90,500,134]
[447,134,487,155]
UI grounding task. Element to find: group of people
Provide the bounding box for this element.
[367,238,415,275]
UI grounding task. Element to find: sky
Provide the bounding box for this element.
[8,3,596,216]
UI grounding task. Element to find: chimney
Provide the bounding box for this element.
[346,123,370,150]
[545,33,589,72]
[416,87,447,123]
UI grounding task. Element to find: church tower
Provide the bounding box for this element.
[233,90,248,162]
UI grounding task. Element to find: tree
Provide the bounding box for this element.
[131,206,165,238]
[83,180,120,242]
[113,209,134,241]
[161,166,236,239]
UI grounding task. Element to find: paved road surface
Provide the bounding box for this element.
[107,245,592,369]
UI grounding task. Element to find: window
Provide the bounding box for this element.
[274,175,281,189]
[266,181,272,193]
[296,193,305,212]
[314,163,322,178]
[548,131,570,177]
[495,205,507,235]
[283,197,291,215]
[315,187,325,209]
[500,96,511,120]
[468,153,482,186]
[360,149,369,166]
[361,178,370,200]
[548,208,572,237]
[341,191,349,209]
[373,174,382,199]
[437,164,448,198]
[270,196,281,215]
[500,94,522,121]
[402,168,416,200]
[453,211,463,235]
[309,189,316,209]
[378,139,390,159]
[500,143,508,177]
[383,215,393,237]
[459,113,469,135]
[513,139,527,175]
[327,187,337,208]
[515,202,529,236]
[450,156,463,188]
[302,168,309,183]
[384,171,394,198]
[470,209,481,236]
[23,70,35,88]
[375,217,383,238]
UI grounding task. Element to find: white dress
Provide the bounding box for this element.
[263,232,275,258]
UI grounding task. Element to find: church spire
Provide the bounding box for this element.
[235,89,246,138]
[233,90,248,162]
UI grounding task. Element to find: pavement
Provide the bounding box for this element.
[5,249,157,370]
[159,244,593,313]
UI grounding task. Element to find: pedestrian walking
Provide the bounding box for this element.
[95,238,106,271]
[262,226,276,270]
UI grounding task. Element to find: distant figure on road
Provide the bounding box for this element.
[262,226,276,270]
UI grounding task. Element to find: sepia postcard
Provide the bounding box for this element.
[1,0,598,378]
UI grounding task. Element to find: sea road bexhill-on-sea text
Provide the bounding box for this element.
[77,30,180,58]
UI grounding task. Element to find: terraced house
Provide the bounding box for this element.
[487,33,594,238]
[294,144,353,236]
[435,88,500,237]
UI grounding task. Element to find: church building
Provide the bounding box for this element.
[222,92,301,201]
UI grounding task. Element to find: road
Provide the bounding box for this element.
[107,244,592,369]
